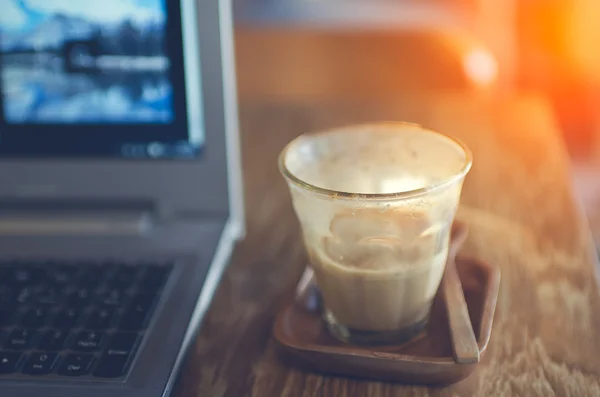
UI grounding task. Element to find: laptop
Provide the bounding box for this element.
[0,0,244,396]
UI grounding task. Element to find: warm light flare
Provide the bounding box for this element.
[463,48,498,87]
[566,0,600,83]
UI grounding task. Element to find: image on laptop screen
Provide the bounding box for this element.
[0,0,203,159]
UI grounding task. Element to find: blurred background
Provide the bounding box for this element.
[232,0,600,247]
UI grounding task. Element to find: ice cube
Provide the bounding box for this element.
[330,208,431,243]
[322,233,438,270]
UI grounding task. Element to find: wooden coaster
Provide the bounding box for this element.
[273,255,500,385]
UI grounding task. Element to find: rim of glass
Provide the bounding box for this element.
[278,122,473,201]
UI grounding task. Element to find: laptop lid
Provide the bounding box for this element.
[0,0,243,224]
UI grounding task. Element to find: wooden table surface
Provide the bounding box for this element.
[175,94,600,396]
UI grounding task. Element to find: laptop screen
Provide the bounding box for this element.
[0,0,203,159]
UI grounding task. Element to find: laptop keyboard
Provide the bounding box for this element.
[0,260,173,380]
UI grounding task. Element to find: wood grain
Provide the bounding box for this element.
[172,93,600,396]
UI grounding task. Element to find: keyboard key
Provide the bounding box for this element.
[118,293,155,330]
[72,331,104,352]
[21,307,50,328]
[0,286,15,305]
[0,351,22,374]
[97,288,128,306]
[11,266,45,285]
[13,269,32,284]
[48,264,79,285]
[86,307,115,330]
[53,307,80,328]
[38,329,69,351]
[14,287,35,304]
[106,333,137,357]
[78,266,105,287]
[107,266,139,287]
[93,354,129,378]
[0,307,15,327]
[58,354,94,376]
[4,329,36,350]
[36,286,64,305]
[65,288,93,307]
[22,353,57,375]
[129,293,156,313]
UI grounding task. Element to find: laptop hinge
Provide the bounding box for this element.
[0,199,155,235]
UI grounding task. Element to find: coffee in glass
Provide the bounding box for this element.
[279,123,472,345]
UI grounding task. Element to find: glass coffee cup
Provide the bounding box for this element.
[279,123,472,345]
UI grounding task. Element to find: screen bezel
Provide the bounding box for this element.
[0,0,235,217]
[0,0,199,157]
